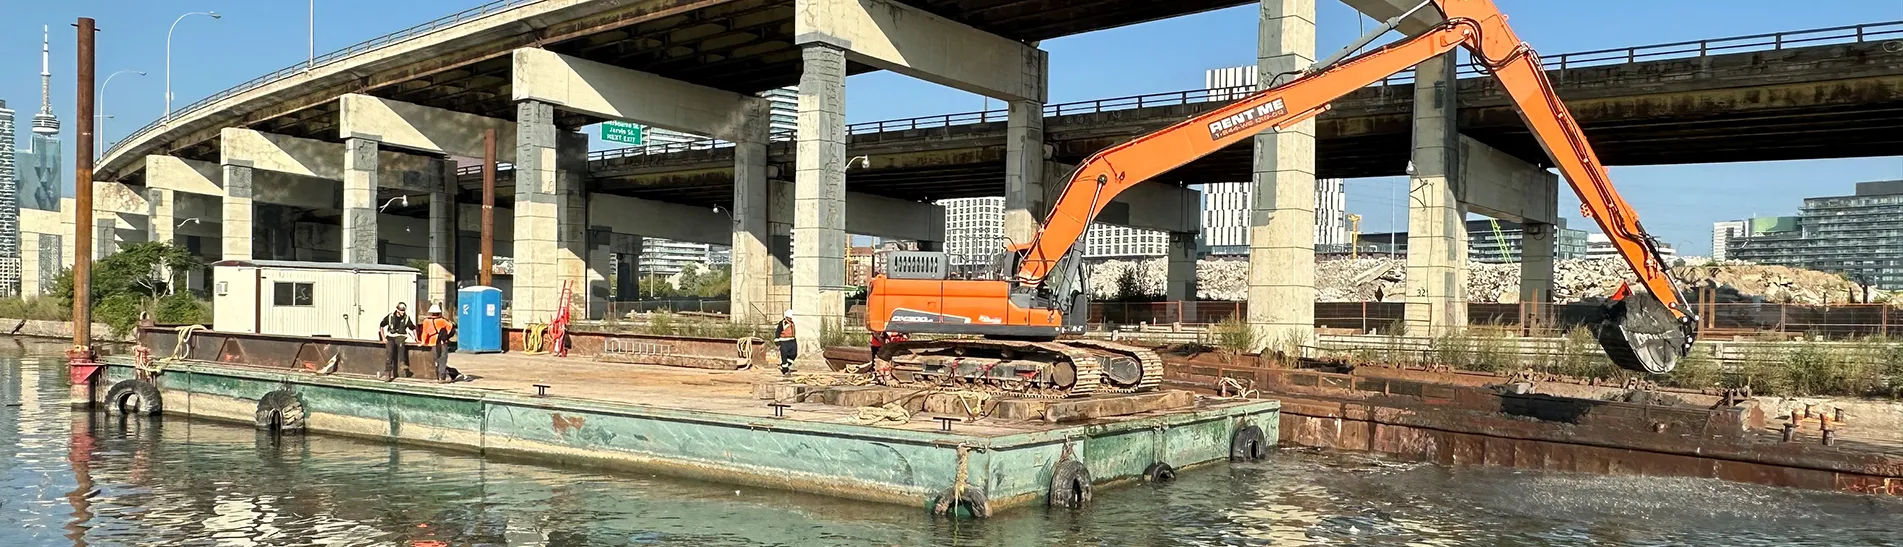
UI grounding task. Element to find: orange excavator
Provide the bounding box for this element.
[864,0,1698,397]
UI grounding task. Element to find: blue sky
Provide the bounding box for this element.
[1,0,1898,256]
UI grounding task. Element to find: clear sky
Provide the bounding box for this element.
[1,0,1898,256]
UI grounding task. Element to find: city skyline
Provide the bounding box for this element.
[0,1,1894,260]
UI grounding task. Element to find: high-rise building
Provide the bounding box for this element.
[1200,179,1348,255]
[1202,67,1348,256]
[1728,181,1903,289]
[1355,219,1589,262]
[1082,224,1167,258]
[20,28,60,212]
[638,239,719,277]
[0,99,19,296]
[939,197,1005,265]
[1586,233,1675,261]
[1711,220,1748,260]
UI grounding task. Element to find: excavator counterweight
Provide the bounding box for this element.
[861,0,1696,394]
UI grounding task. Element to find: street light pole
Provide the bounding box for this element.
[97,69,146,158]
[164,10,221,122]
[309,0,315,69]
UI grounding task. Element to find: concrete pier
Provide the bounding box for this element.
[1247,0,1318,351]
[1405,53,1467,335]
[792,43,850,367]
[342,138,379,264]
[1004,99,1046,245]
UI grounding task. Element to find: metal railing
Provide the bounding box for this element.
[104,0,542,160]
[123,10,1899,173]
[554,19,1902,164]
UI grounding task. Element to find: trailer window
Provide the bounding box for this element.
[273,282,314,307]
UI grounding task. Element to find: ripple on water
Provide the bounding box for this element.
[1,352,1901,546]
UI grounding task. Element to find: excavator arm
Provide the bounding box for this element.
[1012,0,1696,373]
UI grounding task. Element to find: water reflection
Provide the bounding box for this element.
[2,345,1900,546]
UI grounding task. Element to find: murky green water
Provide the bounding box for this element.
[3,346,1901,546]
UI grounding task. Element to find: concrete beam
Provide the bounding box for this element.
[795,0,1047,102]
[1458,136,1558,225]
[1339,0,1443,36]
[511,48,770,143]
[222,128,343,179]
[222,127,453,193]
[93,182,148,216]
[144,156,223,196]
[844,190,945,243]
[339,93,516,161]
[588,194,729,245]
[1096,182,1201,234]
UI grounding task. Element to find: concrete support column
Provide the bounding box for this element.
[1404,52,1468,335]
[512,100,562,327]
[731,138,773,324]
[221,165,254,261]
[1519,222,1556,326]
[147,188,176,247]
[342,137,380,264]
[1246,0,1317,353]
[1003,99,1046,245]
[1166,232,1198,301]
[792,43,849,367]
[428,184,456,309]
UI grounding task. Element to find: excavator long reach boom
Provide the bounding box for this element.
[1012,0,1697,373]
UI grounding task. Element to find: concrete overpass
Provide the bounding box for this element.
[484,20,1903,204]
[71,0,1903,361]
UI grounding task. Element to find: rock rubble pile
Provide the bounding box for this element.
[1085,257,1868,304]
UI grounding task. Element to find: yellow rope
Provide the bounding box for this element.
[521,323,549,354]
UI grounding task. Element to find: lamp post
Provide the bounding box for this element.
[98,69,145,158]
[164,11,221,122]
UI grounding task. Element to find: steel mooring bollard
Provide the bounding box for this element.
[532,384,550,398]
[1781,422,1796,443]
[1835,407,1846,424]
[934,416,959,432]
[1822,428,1836,446]
[768,402,791,418]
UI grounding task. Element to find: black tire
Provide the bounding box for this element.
[1048,459,1093,508]
[1144,461,1177,482]
[1231,425,1268,462]
[931,483,990,519]
[254,389,307,433]
[105,379,162,416]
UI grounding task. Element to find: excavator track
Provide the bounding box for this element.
[871,338,1158,398]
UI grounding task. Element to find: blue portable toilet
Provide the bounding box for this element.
[457,286,503,353]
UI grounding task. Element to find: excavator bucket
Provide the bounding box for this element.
[1596,284,1690,374]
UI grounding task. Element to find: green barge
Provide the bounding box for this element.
[90,328,1277,517]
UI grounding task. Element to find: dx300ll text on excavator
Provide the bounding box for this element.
[860,0,1699,398]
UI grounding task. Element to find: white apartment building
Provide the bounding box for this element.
[1711,220,1747,260]
[1586,233,1676,260]
[1200,179,1348,253]
[940,197,1006,265]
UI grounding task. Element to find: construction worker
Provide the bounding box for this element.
[419,303,458,383]
[377,302,416,381]
[774,310,797,375]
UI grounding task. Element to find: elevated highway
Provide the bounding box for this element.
[465,20,1903,208]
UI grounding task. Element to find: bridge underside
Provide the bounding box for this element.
[122,0,1253,181]
[524,70,1903,207]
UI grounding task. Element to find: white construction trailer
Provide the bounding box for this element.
[211,260,421,340]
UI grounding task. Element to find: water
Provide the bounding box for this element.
[3,345,1901,547]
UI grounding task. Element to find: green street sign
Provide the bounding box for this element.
[602,122,644,145]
